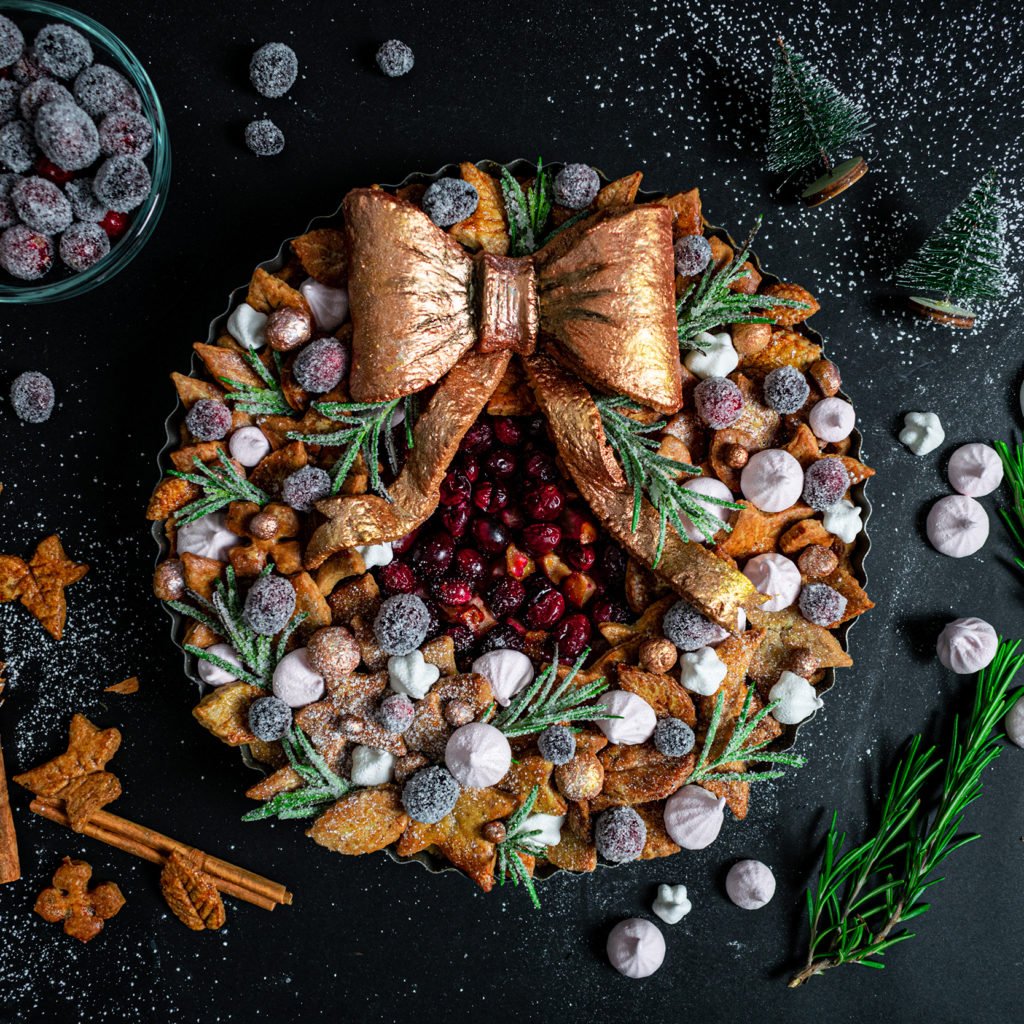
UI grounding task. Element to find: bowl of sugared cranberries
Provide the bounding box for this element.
[0,2,169,301]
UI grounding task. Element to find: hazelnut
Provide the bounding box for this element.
[153,558,185,601]
[554,752,604,801]
[481,820,506,844]
[638,637,678,674]
[444,699,475,727]
[788,646,819,680]
[265,306,313,352]
[724,442,749,469]
[394,752,429,786]
[249,511,280,540]
[307,626,361,680]
[798,544,839,578]
[809,358,842,397]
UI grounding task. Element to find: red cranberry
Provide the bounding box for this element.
[391,528,420,556]
[454,548,487,581]
[441,506,470,538]
[598,545,628,586]
[461,420,494,454]
[523,484,564,522]
[415,532,455,578]
[484,448,517,478]
[421,598,443,639]
[694,377,744,429]
[554,613,591,659]
[500,506,526,530]
[523,523,562,555]
[446,624,475,654]
[34,156,74,184]
[378,561,416,594]
[493,417,523,446]
[473,480,509,513]
[471,517,509,555]
[564,542,596,572]
[98,210,128,238]
[591,598,630,624]
[525,452,557,482]
[477,623,524,655]
[561,509,598,544]
[440,470,472,507]
[526,588,566,629]
[460,453,481,482]
[439,580,473,606]
[487,576,526,617]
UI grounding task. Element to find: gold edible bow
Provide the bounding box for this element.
[307,187,759,630]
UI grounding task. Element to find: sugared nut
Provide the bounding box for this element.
[731,321,772,357]
[443,699,475,727]
[798,543,839,578]
[787,646,820,679]
[554,752,604,801]
[481,820,506,844]
[153,558,185,601]
[394,752,429,786]
[724,443,749,469]
[249,510,280,540]
[307,626,361,679]
[809,358,842,397]
[265,306,313,352]
[638,637,678,674]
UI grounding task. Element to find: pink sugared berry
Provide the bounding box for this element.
[0,224,53,279]
[185,398,232,441]
[59,221,109,272]
[694,376,743,429]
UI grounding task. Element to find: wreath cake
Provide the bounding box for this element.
[147,159,873,905]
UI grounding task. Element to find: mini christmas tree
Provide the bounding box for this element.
[898,170,1008,328]
[767,38,871,207]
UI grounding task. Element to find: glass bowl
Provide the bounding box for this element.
[0,0,170,302]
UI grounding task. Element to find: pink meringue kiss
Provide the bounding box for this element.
[926,494,989,558]
[228,425,272,468]
[936,617,998,674]
[740,449,804,513]
[743,553,802,612]
[808,397,855,443]
[663,785,725,850]
[445,722,512,788]
[272,648,325,708]
[607,918,666,979]
[726,859,776,910]
[300,278,349,331]
[680,476,735,541]
[947,443,1004,498]
[595,690,657,745]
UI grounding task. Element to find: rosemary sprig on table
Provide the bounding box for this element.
[242,725,350,822]
[790,639,1024,987]
[689,684,807,785]
[492,647,616,737]
[168,451,270,526]
[676,217,809,350]
[596,395,742,565]
[167,564,306,689]
[995,439,1024,572]
[495,784,547,910]
[288,395,417,499]
[220,349,291,416]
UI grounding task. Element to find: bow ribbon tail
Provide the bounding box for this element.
[522,354,760,632]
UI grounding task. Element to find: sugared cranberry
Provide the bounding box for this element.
[526,587,566,629]
[523,484,564,522]
[378,561,416,595]
[98,209,128,238]
[493,417,523,446]
[694,376,744,429]
[484,448,517,478]
[523,523,562,555]
[564,541,597,572]
[446,624,475,654]
[414,532,455,578]
[391,528,419,556]
[473,480,509,513]
[554,613,591,659]
[454,548,486,582]
[471,517,509,555]
[440,470,472,507]
[441,505,470,538]
[439,580,473,606]
[461,420,494,454]
[460,453,481,482]
[591,598,630,624]
[500,506,526,530]
[487,576,526,617]
[477,624,523,655]
[34,156,74,184]
[525,452,557,482]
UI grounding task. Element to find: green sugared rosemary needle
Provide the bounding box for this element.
[220,349,291,416]
[495,785,547,909]
[995,439,1024,572]
[168,451,269,526]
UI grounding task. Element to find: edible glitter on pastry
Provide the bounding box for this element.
[936,617,998,674]
[595,689,657,744]
[678,646,728,696]
[947,443,1004,497]
[768,670,823,724]
[926,494,989,558]
[175,511,238,562]
[808,396,856,443]
[725,859,776,910]
[606,918,666,979]
[740,448,804,513]
[743,553,801,612]
[272,648,325,708]
[444,722,512,789]
[663,785,725,850]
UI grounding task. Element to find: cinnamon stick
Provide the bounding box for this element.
[0,741,20,885]
[30,797,291,911]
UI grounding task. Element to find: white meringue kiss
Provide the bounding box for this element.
[768,670,823,725]
[947,443,1004,497]
[678,646,727,696]
[926,494,989,558]
[743,553,801,612]
[350,745,396,786]
[357,541,394,570]
[388,649,440,700]
[726,859,776,910]
[228,426,271,468]
[522,813,565,847]
[936,617,998,675]
[595,690,657,745]
[176,512,239,562]
[445,722,512,789]
[680,476,735,541]
[683,331,738,380]
[652,883,692,925]
[272,648,325,708]
[899,411,944,456]
[822,498,863,544]
[197,643,242,686]
[663,785,725,850]
[471,648,534,706]
[809,397,856,443]
[740,448,804,513]
[226,302,267,350]
[300,279,349,331]
[606,918,666,979]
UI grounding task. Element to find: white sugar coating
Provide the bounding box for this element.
[73,63,141,117]
[18,77,73,122]
[35,99,100,171]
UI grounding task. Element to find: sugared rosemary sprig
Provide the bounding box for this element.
[595,395,742,565]
[501,159,553,256]
[676,218,809,350]
[995,439,1024,572]
[495,784,546,909]
[688,684,807,785]
[167,563,306,689]
[220,349,291,416]
[287,395,417,499]
[492,647,615,737]
[791,639,1024,987]
[168,451,269,526]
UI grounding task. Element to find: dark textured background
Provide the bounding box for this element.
[1,1,1023,1021]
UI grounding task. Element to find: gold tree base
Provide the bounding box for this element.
[907,296,976,329]
[800,157,868,208]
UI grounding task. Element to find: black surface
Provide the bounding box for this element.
[1,2,1023,1021]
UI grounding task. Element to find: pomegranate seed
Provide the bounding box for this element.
[454,548,487,581]
[526,588,566,629]
[461,420,494,454]
[440,470,472,507]
[554,613,591,659]
[564,541,597,572]
[440,580,473,605]
[523,522,562,555]
[500,505,526,530]
[484,448,517,478]
[378,561,416,594]
[562,571,598,608]
[415,532,455,577]
[34,156,74,184]
[524,452,557,482]
[441,505,470,537]
[460,453,481,482]
[487,576,526,617]
[392,528,420,555]
[494,417,523,446]
[523,484,564,522]
[99,210,129,238]
[470,517,509,555]
[473,480,509,513]
[504,543,536,579]
[446,624,475,653]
